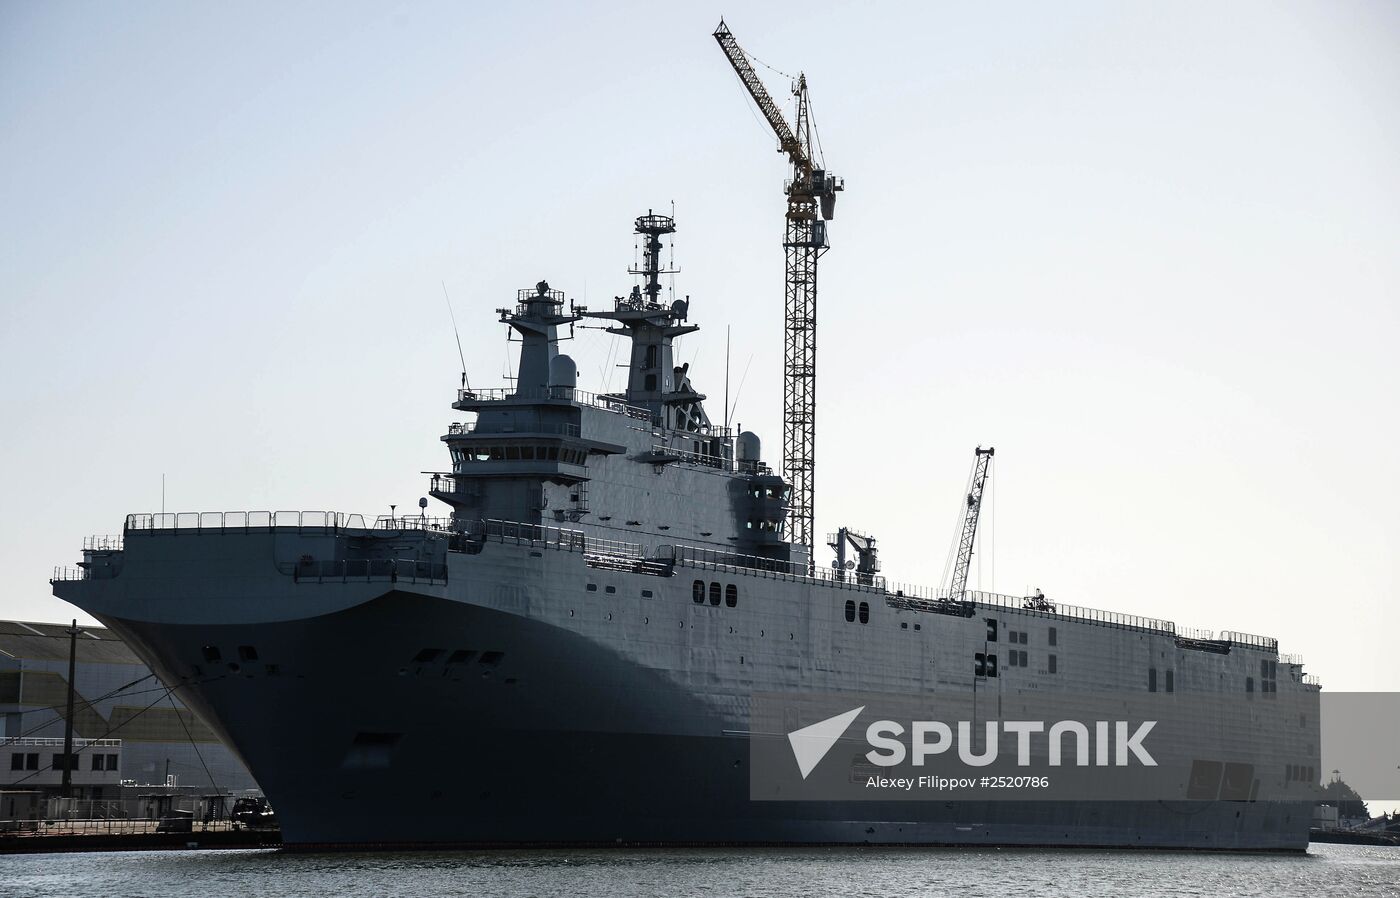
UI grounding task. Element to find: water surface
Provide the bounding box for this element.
[2,843,1397,897]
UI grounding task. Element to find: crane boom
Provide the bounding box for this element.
[713,22,808,173]
[713,20,843,568]
[949,447,995,601]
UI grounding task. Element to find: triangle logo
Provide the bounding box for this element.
[787,706,865,779]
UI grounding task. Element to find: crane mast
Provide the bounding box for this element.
[714,20,843,567]
[949,447,995,601]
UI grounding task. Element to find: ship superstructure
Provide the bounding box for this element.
[50,212,1321,849]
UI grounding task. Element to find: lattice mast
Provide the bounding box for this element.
[949,447,995,600]
[713,20,843,566]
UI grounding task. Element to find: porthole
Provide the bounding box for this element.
[844,600,855,623]
[858,601,870,625]
[709,582,721,606]
[725,584,738,608]
[692,580,705,604]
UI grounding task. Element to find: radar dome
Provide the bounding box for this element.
[737,431,761,465]
[549,354,578,389]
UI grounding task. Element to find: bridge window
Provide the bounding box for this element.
[709,582,721,606]
[725,584,737,607]
[844,600,855,622]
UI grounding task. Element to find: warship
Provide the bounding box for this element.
[51,209,1322,849]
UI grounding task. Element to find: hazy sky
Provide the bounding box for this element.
[2,2,1397,694]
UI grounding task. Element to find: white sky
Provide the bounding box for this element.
[2,2,1397,693]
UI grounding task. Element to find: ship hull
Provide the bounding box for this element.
[70,584,1310,851]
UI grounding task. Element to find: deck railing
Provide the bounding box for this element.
[1221,630,1280,652]
[457,386,651,420]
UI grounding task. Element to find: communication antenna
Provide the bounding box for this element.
[724,325,732,430]
[442,281,470,390]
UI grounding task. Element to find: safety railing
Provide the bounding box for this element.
[1221,630,1279,652]
[648,443,727,469]
[83,534,123,552]
[372,515,454,532]
[0,737,120,748]
[468,519,640,558]
[447,420,583,438]
[671,544,887,593]
[125,511,370,534]
[457,386,651,421]
[964,590,1177,635]
[1177,626,1217,642]
[51,566,87,581]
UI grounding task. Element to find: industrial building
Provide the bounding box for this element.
[0,618,258,808]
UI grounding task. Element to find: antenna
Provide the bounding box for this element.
[724,325,732,430]
[442,281,470,390]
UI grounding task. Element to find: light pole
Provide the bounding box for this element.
[60,619,82,798]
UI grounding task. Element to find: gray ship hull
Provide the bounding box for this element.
[64,564,1311,850]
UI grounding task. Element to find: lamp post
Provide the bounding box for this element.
[60,619,83,798]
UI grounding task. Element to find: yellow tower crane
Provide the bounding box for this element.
[714,20,843,568]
